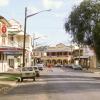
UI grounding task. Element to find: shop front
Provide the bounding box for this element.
[0,47,23,72]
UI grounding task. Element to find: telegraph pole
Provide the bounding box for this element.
[22,7,51,68]
[23,7,27,67]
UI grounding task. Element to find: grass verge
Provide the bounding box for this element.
[0,73,21,81]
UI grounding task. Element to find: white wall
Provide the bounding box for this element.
[0,61,9,72]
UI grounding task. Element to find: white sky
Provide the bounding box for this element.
[0,0,84,46]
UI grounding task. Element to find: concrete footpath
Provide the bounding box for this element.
[86,68,100,73]
[0,81,17,95]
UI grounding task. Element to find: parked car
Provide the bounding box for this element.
[20,67,36,82]
[64,64,73,68]
[72,64,82,70]
[33,66,40,77]
[36,64,44,71]
[81,65,89,70]
[55,64,63,67]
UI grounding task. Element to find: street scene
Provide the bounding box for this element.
[0,0,100,100]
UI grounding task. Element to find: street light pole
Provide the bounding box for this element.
[22,7,51,68]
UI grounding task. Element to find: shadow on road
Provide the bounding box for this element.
[41,74,99,80]
[5,74,100,96]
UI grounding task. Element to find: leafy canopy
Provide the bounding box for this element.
[65,0,100,59]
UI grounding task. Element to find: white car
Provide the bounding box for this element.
[33,66,40,77]
[36,64,44,71]
[20,67,36,82]
[72,64,82,70]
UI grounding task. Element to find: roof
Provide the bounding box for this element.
[0,46,23,52]
[74,56,89,59]
[0,16,11,27]
[46,46,72,52]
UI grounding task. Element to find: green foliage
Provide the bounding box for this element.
[65,0,100,60]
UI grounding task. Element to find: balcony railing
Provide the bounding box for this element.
[7,40,32,51]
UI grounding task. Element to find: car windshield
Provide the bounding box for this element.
[74,65,81,67]
[37,64,43,67]
[22,67,33,71]
[33,67,38,70]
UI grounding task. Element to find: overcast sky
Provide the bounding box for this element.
[0,0,83,46]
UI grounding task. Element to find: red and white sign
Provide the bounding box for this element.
[0,22,7,36]
[0,22,2,33]
[2,24,7,33]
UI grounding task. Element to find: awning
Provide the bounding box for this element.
[0,47,23,52]
[74,56,89,59]
[3,51,22,55]
[0,47,23,56]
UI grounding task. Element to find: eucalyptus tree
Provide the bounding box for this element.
[65,0,100,60]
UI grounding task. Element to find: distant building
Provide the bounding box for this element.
[32,46,48,65]
[41,43,74,66]
[73,45,96,69]
[33,43,97,68]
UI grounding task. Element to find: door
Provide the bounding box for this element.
[8,59,14,68]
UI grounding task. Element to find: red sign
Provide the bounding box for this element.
[2,24,7,33]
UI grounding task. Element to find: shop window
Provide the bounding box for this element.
[69,52,71,55]
[10,35,14,41]
[17,58,20,62]
[0,53,1,61]
[2,37,6,45]
[5,54,7,60]
[51,52,56,56]
[47,52,50,56]
[2,54,4,60]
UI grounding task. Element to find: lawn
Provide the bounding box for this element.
[0,73,21,81]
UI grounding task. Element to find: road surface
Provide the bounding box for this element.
[1,68,100,100]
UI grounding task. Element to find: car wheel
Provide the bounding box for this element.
[21,78,23,82]
[17,78,20,82]
[33,77,35,81]
[36,73,40,77]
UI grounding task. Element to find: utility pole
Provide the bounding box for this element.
[78,43,81,65]
[32,34,42,66]
[22,7,51,68]
[32,34,35,66]
[23,7,27,68]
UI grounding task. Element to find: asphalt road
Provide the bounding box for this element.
[1,68,100,100]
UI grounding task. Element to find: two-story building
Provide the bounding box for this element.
[8,19,33,69]
[41,43,74,67]
[0,16,12,72]
[0,17,33,72]
[73,45,96,69]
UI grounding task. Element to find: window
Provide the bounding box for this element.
[10,35,14,41]
[2,37,6,45]
[0,53,1,61]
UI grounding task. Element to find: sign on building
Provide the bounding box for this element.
[0,22,7,37]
